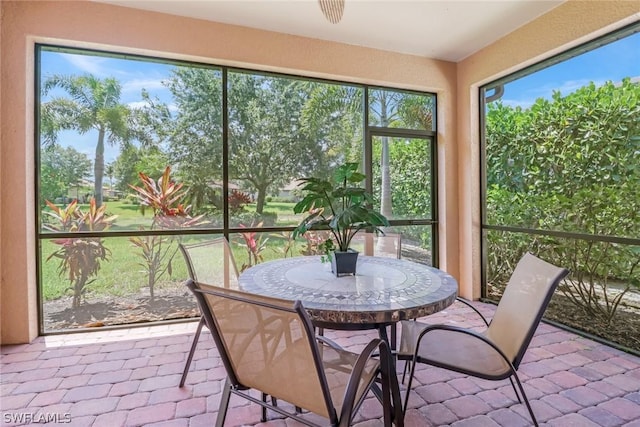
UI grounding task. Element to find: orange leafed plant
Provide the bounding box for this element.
[43,198,117,308]
[128,166,207,228]
[128,166,207,298]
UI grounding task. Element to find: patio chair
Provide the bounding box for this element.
[186,279,404,427]
[400,252,569,426]
[178,238,239,387]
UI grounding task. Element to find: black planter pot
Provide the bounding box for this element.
[330,249,359,277]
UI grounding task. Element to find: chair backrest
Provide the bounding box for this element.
[355,232,402,258]
[186,280,336,420]
[179,238,239,288]
[485,252,569,368]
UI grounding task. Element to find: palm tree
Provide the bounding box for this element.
[105,162,115,194]
[301,86,433,220]
[41,74,132,207]
[370,91,434,219]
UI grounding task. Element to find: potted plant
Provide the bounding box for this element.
[292,162,390,276]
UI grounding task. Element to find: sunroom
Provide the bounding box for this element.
[1,1,639,426]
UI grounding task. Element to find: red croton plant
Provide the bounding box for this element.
[44,198,117,308]
[128,166,207,299]
[237,221,268,272]
[128,166,206,229]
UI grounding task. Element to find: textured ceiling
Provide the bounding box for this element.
[95,0,565,61]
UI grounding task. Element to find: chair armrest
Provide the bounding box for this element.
[339,338,383,423]
[414,323,515,372]
[315,335,344,350]
[341,338,403,427]
[455,297,490,327]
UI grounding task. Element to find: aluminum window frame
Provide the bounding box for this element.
[35,43,439,334]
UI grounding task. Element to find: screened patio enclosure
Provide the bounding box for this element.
[37,46,438,333]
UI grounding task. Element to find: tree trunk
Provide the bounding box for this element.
[380,136,392,218]
[255,184,267,214]
[94,129,106,207]
[72,273,88,308]
[148,263,156,300]
[379,96,393,219]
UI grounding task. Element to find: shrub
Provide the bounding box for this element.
[228,189,252,213]
[43,199,117,308]
[232,211,278,227]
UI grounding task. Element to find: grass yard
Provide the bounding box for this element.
[43,199,301,230]
[40,199,310,305]
[254,200,301,226]
[40,232,308,302]
[105,202,155,230]
[39,200,434,331]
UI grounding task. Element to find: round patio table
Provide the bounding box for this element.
[238,255,458,339]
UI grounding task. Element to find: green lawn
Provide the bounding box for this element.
[105,202,155,230]
[260,202,302,225]
[44,199,300,229]
[40,232,306,302]
[245,200,301,226]
[40,199,307,303]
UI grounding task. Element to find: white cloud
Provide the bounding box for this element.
[544,79,601,97]
[60,54,170,99]
[122,78,167,93]
[127,101,178,114]
[61,54,109,76]
[127,101,150,110]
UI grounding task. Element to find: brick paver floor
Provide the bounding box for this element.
[2,301,639,426]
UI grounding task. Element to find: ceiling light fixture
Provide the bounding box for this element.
[318,0,344,24]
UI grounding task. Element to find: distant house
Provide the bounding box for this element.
[278,179,304,201]
[209,180,241,191]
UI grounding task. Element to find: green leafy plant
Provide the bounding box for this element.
[44,198,117,308]
[485,78,640,347]
[292,162,389,259]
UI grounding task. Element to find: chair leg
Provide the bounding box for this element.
[512,372,538,427]
[261,393,268,422]
[180,316,205,387]
[509,376,522,403]
[390,362,404,427]
[401,360,409,384]
[216,378,232,427]
[403,358,418,413]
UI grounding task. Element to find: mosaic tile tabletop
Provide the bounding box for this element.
[239,255,458,327]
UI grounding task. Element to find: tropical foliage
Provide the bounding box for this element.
[237,222,269,271]
[43,199,117,308]
[37,48,435,331]
[128,166,207,298]
[40,145,92,206]
[293,163,390,256]
[41,75,135,207]
[485,78,640,326]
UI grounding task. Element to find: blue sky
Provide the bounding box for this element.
[40,30,640,167]
[41,51,175,165]
[499,31,640,109]
[42,51,175,106]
